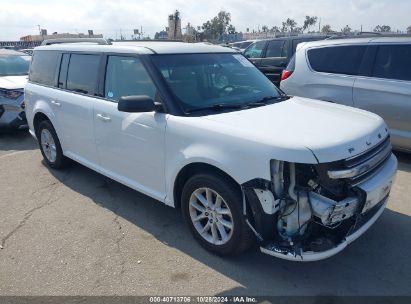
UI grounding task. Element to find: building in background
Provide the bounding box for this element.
[168,10,182,40]
[20,31,103,42]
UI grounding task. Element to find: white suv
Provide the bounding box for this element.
[25,40,397,261]
[280,37,411,152]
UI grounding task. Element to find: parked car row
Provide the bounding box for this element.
[243,35,329,84]
[280,37,411,152]
[23,40,397,261]
[0,49,30,130]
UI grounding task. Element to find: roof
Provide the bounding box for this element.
[0,49,28,56]
[34,41,235,55]
[264,35,329,41]
[300,36,411,49]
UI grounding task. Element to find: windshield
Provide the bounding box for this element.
[0,55,31,76]
[150,53,282,113]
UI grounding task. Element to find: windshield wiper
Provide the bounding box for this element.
[185,96,291,114]
[186,103,246,113]
[256,95,290,104]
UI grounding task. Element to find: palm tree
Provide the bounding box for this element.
[303,16,318,33]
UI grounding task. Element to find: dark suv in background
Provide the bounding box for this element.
[243,35,328,84]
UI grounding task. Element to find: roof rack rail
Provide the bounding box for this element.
[326,33,379,40]
[41,38,110,46]
[326,32,411,40]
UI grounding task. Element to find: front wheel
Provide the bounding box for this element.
[181,173,254,256]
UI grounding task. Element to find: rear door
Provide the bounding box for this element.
[56,53,101,165]
[93,55,167,200]
[304,44,367,106]
[259,39,288,84]
[353,44,411,150]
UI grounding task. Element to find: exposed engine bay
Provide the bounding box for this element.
[242,138,397,261]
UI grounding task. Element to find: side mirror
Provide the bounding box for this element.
[118,95,157,113]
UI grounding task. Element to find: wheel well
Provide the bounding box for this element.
[173,163,241,208]
[33,112,50,136]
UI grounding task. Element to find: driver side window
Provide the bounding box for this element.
[244,41,266,58]
[104,56,157,102]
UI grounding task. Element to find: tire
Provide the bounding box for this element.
[181,172,254,256]
[37,120,68,169]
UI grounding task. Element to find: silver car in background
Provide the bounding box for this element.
[0,49,30,130]
[280,37,411,152]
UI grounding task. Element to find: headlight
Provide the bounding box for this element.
[0,89,24,100]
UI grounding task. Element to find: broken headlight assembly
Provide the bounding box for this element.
[0,89,24,100]
[265,160,367,257]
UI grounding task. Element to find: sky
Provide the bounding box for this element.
[0,0,410,40]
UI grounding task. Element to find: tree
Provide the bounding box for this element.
[374,25,391,32]
[321,24,332,33]
[261,25,268,32]
[202,10,233,40]
[293,27,303,34]
[227,24,236,34]
[341,25,352,33]
[270,26,280,33]
[281,18,297,32]
[303,16,318,33]
[408,26,411,34]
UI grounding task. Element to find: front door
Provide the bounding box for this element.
[93,55,167,201]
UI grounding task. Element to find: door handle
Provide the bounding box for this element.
[50,100,61,107]
[96,113,111,122]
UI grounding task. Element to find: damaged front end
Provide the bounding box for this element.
[242,137,397,261]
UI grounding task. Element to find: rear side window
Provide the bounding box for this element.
[244,40,266,58]
[265,40,285,57]
[308,45,366,75]
[373,44,411,81]
[66,54,100,95]
[104,56,156,102]
[29,51,59,86]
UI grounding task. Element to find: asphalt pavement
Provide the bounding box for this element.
[1,130,411,296]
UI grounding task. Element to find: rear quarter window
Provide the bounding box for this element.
[307,45,366,76]
[29,50,59,86]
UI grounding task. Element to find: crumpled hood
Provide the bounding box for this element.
[0,75,28,90]
[202,97,389,163]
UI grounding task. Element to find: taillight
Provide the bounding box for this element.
[281,70,293,81]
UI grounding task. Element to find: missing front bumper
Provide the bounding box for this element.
[260,197,388,262]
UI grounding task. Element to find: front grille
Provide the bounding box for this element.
[347,137,392,185]
[344,136,391,168]
[328,136,392,185]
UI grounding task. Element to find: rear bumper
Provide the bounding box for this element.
[260,154,397,262]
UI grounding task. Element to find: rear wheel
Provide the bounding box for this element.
[37,120,68,169]
[181,172,254,255]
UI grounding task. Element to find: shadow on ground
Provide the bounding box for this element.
[45,158,411,296]
[0,130,37,153]
[394,151,411,173]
